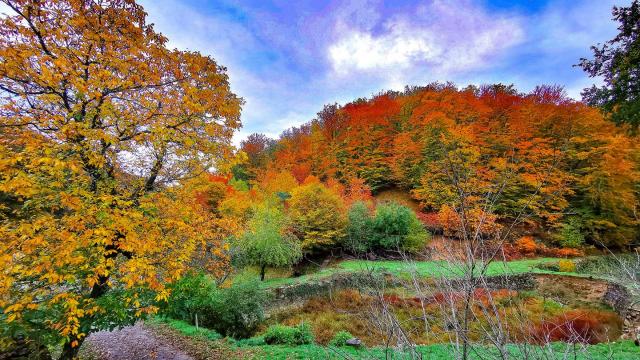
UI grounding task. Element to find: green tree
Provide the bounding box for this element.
[289,182,347,253]
[239,204,302,281]
[371,202,430,253]
[345,201,373,254]
[555,217,586,249]
[579,1,640,129]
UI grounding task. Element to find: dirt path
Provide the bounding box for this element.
[82,323,193,360]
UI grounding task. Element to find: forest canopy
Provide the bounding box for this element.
[237,84,640,248]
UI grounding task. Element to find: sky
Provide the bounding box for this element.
[138,0,625,144]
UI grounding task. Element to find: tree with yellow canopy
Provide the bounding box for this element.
[0,0,242,357]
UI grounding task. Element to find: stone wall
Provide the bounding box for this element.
[270,272,536,305]
[271,271,392,304]
[602,281,640,340]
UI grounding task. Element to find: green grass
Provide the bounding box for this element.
[257,257,580,288]
[337,257,572,276]
[148,317,222,340]
[154,303,638,360]
[241,341,639,359]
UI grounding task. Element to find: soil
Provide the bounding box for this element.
[534,274,610,305]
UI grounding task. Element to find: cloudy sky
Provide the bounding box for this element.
[138,0,625,143]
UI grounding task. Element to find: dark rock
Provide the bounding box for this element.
[345,338,362,347]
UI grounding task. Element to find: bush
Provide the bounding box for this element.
[575,254,635,275]
[329,330,354,347]
[210,278,269,338]
[263,323,314,345]
[345,201,373,254]
[533,309,622,344]
[556,217,586,248]
[558,259,576,273]
[536,261,560,272]
[370,202,430,253]
[162,274,268,338]
[515,236,538,257]
[161,273,215,323]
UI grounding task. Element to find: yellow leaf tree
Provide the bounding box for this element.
[0,0,242,358]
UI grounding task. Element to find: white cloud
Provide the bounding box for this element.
[329,22,441,72]
[327,0,524,78]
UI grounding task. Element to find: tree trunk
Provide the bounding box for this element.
[59,337,82,360]
[260,264,266,281]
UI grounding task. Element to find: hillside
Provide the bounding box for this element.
[237,84,639,248]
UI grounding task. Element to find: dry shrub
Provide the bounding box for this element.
[533,309,622,344]
[545,247,584,258]
[416,211,443,233]
[502,236,584,260]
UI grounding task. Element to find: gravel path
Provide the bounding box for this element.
[83,323,193,360]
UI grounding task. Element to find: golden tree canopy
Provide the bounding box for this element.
[0,0,242,355]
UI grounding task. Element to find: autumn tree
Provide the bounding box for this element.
[0,0,242,357]
[236,133,276,181]
[289,180,347,253]
[238,204,302,281]
[258,169,298,199]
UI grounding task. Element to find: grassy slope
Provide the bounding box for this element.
[157,318,639,360]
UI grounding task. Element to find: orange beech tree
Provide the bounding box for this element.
[0,0,242,357]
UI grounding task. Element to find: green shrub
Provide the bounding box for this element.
[295,322,314,344]
[235,335,266,346]
[345,201,373,254]
[328,330,353,347]
[556,217,585,248]
[209,278,269,338]
[157,318,222,340]
[575,254,636,275]
[263,323,314,345]
[161,273,215,324]
[161,274,268,338]
[536,261,560,272]
[371,202,430,252]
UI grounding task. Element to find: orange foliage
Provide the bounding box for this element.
[544,247,584,258]
[437,205,501,239]
[416,211,443,232]
[249,84,640,247]
[515,236,538,257]
[533,310,622,344]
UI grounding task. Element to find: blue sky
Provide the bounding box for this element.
[138,0,626,144]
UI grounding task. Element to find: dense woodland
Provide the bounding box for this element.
[235,84,639,249]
